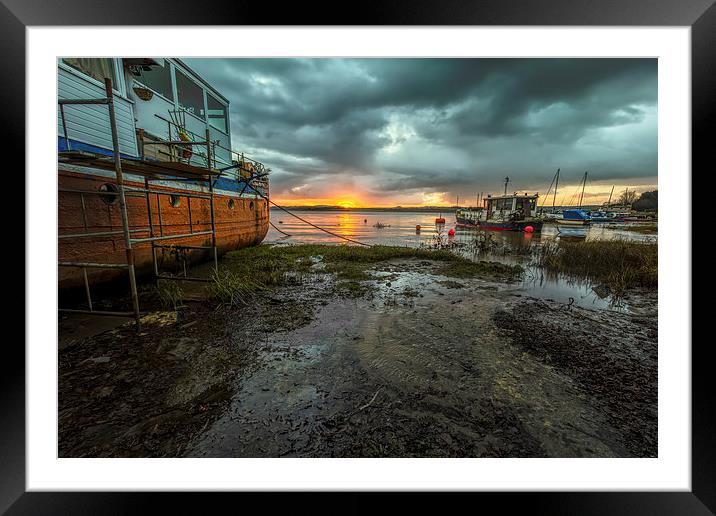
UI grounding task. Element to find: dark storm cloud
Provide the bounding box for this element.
[184,58,657,202]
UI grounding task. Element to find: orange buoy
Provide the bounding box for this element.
[435,217,446,224]
[416,224,421,232]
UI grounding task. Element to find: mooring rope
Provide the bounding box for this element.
[255,193,372,247]
[269,220,291,237]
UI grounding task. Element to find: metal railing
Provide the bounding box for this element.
[58,79,225,330]
[58,78,142,327]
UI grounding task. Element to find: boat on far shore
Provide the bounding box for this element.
[556,209,592,226]
[455,192,543,232]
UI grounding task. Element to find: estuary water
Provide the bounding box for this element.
[265,209,657,312]
[266,209,656,247]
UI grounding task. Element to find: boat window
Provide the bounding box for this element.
[134,61,173,101]
[98,183,119,205]
[62,58,117,86]
[207,94,228,133]
[176,70,205,119]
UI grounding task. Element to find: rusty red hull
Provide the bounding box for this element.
[58,167,269,290]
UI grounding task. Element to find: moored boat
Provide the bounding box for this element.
[556,209,592,226]
[587,211,612,222]
[555,171,591,226]
[455,193,544,232]
[58,58,270,291]
[455,207,484,227]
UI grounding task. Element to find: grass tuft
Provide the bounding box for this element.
[439,260,523,279]
[538,238,657,296]
[209,269,268,307]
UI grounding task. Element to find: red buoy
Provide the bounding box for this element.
[524,225,534,233]
[448,228,456,236]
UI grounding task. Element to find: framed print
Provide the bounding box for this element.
[6,0,713,512]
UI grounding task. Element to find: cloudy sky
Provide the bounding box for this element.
[185,58,657,207]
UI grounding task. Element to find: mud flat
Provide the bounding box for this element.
[58,244,657,458]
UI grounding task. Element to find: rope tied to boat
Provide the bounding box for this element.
[256,192,372,247]
[269,220,291,237]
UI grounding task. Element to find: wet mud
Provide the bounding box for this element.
[58,257,657,458]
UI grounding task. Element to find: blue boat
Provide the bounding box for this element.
[557,209,592,226]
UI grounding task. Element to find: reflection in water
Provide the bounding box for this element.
[267,210,656,247]
[266,210,655,311]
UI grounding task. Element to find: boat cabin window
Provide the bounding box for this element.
[175,70,205,119]
[62,58,117,86]
[134,61,174,101]
[207,94,228,133]
[495,198,510,210]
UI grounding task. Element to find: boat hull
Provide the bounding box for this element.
[480,220,544,232]
[455,215,480,227]
[59,166,269,290]
[456,216,543,232]
[555,219,591,226]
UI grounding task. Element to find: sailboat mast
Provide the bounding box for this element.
[553,168,560,210]
[607,185,614,206]
[504,176,510,195]
[579,171,587,208]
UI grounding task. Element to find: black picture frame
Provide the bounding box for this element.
[6,0,711,513]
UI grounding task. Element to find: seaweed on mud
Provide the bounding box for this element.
[58,304,256,457]
[316,385,543,458]
[493,300,657,457]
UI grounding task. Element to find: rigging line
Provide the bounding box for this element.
[269,220,291,237]
[256,193,372,247]
[539,171,557,208]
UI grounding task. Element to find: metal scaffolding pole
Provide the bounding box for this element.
[105,78,142,329]
[206,128,219,273]
[59,94,242,322]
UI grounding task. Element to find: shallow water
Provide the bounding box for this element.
[266,209,655,311]
[266,209,657,246]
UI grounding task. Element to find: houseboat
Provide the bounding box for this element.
[454,193,544,232]
[58,58,270,290]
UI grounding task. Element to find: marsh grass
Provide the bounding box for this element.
[439,260,523,279]
[209,269,268,307]
[209,244,522,303]
[538,238,657,296]
[140,280,184,310]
